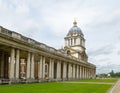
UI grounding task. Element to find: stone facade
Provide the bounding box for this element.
[0,23,96,84]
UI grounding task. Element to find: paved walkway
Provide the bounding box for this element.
[108,79,120,93]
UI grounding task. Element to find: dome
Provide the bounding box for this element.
[67,21,83,36]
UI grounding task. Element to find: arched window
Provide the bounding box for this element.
[67,50,71,56]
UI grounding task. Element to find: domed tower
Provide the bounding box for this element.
[64,20,88,62]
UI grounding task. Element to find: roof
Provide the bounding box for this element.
[67,21,83,36]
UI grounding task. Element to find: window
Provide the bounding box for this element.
[71,38,72,45]
[68,39,70,46]
[67,50,71,56]
[74,38,76,45]
[80,39,82,45]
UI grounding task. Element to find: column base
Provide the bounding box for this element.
[56,78,62,81]
[25,79,38,83]
[62,78,67,81]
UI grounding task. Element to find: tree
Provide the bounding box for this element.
[109,70,114,77]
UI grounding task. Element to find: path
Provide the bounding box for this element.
[61,82,114,85]
[108,79,120,93]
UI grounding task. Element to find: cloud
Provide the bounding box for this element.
[117,51,120,55]
[0,0,120,74]
[97,64,120,74]
[88,44,115,56]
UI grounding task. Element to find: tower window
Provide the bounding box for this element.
[71,38,72,46]
[80,39,82,45]
[68,39,70,46]
[67,50,71,56]
[74,38,76,45]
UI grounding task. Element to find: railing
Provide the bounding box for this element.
[12,32,21,39]
[0,26,12,36]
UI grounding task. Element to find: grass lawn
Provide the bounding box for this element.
[71,78,118,83]
[0,78,117,93]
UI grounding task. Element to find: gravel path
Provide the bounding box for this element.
[108,79,120,93]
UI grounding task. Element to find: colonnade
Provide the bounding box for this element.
[0,47,96,84]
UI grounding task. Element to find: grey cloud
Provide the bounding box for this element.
[117,51,120,55]
[88,44,115,56]
[97,58,110,62]
[97,64,120,74]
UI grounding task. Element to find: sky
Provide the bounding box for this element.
[0,0,120,74]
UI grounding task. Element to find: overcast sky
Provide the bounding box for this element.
[0,0,120,74]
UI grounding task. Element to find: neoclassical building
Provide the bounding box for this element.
[0,21,96,84]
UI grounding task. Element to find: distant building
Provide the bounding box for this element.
[0,20,96,84]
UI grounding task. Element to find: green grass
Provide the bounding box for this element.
[0,78,117,93]
[71,78,118,83]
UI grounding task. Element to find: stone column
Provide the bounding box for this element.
[63,62,67,80]
[31,53,34,79]
[84,67,86,79]
[42,56,45,79]
[15,49,20,79]
[59,61,61,80]
[56,60,61,80]
[72,64,75,80]
[68,63,72,80]
[86,68,88,79]
[86,67,88,79]
[39,56,43,80]
[88,68,90,78]
[93,68,96,78]
[1,51,4,78]
[80,66,82,79]
[51,59,54,80]
[9,47,15,79]
[79,65,81,79]
[90,68,93,78]
[26,52,31,79]
[37,62,39,78]
[48,58,52,80]
[83,67,85,79]
[81,66,84,79]
[88,68,90,79]
[76,65,79,79]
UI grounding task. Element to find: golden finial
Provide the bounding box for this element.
[73,17,77,25]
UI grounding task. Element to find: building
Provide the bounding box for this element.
[0,21,96,84]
